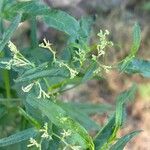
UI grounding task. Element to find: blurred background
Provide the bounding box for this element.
[1,0,150,149]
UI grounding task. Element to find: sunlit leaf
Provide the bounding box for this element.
[26,94,94,150]
[123,58,150,78]
[110,130,141,150]
[0,128,37,147]
[0,14,22,53]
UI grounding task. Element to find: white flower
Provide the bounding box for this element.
[61,129,71,138]
[73,49,86,66]
[58,61,78,79]
[22,83,34,92]
[36,82,50,99]
[0,60,12,70]
[96,30,113,58]
[39,38,56,62]
[40,123,52,139]
[27,138,40,148]
[7,41,34,68]
[8,41,19,54]
[71,145,81,150]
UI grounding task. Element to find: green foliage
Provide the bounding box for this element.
[110,130,141,150]
[0,0,147,149]
[0,14,22,53]
[94,85,137,150]
[123,58,150,78]
[0,128,37,147]
[119,23,141,72]
[130,23,141,56]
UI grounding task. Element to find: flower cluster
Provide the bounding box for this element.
[96,30,113,58]
[27,138,40,148]
[57,61,78,79]
[27,123,81,150]
[22,80,50,99]
[39,38,56,63]
[0,41,34,69]
[73,49,86,66]
[92,30,114,74]
[39,38,78,79]
[39,122,52,139]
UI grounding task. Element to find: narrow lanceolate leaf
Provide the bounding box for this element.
[15,67,69,83]
[123,58,150,78]
[119,23,141,72]
[110,130,141,150]
[78,16,95,42]
[115,84,137,128]
[130,23,141,55]
[43,10,79,37]
[94,116,115,150]
[26,94,94,150]
[94,85,137,150]
[64,102,113,115]
[82,62,97,83]
[0,14,22,52]
[0,128,37,147]
[58,101,101,131]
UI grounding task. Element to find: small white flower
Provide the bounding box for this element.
[58,61,78,79]
[60,117,68,123]
[71,145,81,150]
[40,123,52,139]
[8,41,19,54]
[96,30,113,58]
[73,49,86,66]
[7,41,34,68]
[39,38,56,62]
[27,138,40,148]
[36,82,50,99]
[61,129,71,138]
[0,61,12,70]
[22,83,34,92]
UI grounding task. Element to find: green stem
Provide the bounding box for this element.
[30,16,38,48]
[2,70,11,98]
[0,13,11,98]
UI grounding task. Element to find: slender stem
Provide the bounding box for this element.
[30,16,38,48]
[2,70,11,98]
[0,14,11,98]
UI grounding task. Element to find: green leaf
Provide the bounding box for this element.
[26,94,94,150]
[130,23,141,55]
[115,84,137,128]
[15,67,69,83]
[43,10,80,37]
[2,1,80,37]
[82,62,97,82]
[0,106,7,119]
[0,128,37,147]
[123,58,150,78]
[0,14,22,53]
[66,102,113,115]
[94,85,137,150]
[58,101,101,131]
[78,16,95,42]
[119,23,141,72]
[110,130,141,150]
[2,1,49,19]
[94,116,115,150]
